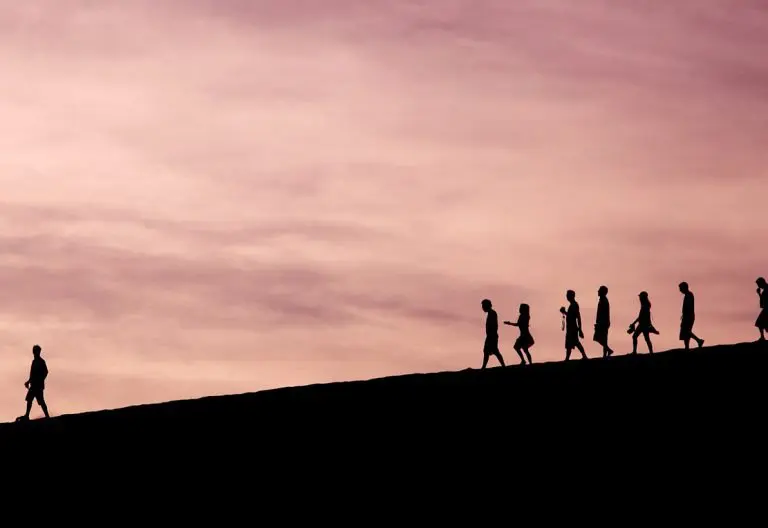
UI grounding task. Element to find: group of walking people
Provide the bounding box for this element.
[480,276,768,368]
[10,277,768,422]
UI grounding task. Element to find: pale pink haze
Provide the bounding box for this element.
[1,1,766,418]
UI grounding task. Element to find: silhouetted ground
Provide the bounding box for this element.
[4,341,768,490]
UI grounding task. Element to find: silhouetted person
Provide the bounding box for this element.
[480,299,506,369]
[504,303,534,365]
[593,285,614,358]
[563,290,587,360]
[16,344,50,422]
[678,282,704,350]
[756,277,768,341]
[628,291,658,354]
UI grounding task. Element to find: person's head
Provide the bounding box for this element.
[679,281,689,293]
[598,285,608,297]
[566,290,575,302]
[757,277,767,289]
[639,291,650,306]
[519,303,529,315]
[32,344,41,357]
[481,299,492,312]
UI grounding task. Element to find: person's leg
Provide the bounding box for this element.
[523,347,532,364]
[514,345,526,364]
[597,334,611,357]
[632,329,640,354]
[682,323,697,349]
[644,331,654,354]
[565,346,572,361]
[493,351,506,367]
[690,332,704,347]
[481,352,490,369]
[36,393,50,418]
[755,313,766,341]
[576,341,587,359]
[602,329,614,357]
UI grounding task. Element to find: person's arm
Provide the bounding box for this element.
[503,320,517,326]
[577,308,583,334]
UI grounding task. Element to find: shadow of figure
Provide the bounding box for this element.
[756,277,767,342]
[15,344,50,422]
[628,291,659,355]
[593,285,614,358]
[504,303,534,365]
[480,299,506,369]
[679,282,705,350]
[562,290,587,360]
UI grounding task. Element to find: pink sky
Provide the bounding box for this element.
[1,1,766,419]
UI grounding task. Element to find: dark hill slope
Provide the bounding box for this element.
[3,341,768,452]
[4,342,768,512]
[5,343,767,511]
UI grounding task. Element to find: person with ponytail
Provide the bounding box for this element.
[504,303,535,365]
[627,291,658,354]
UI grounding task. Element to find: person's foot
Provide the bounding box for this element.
[15,416,28,422]
[697,339,704,348]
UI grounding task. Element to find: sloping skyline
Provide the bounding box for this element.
[1,1,766,418]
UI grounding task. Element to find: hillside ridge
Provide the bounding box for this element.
[2,340,766,432]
